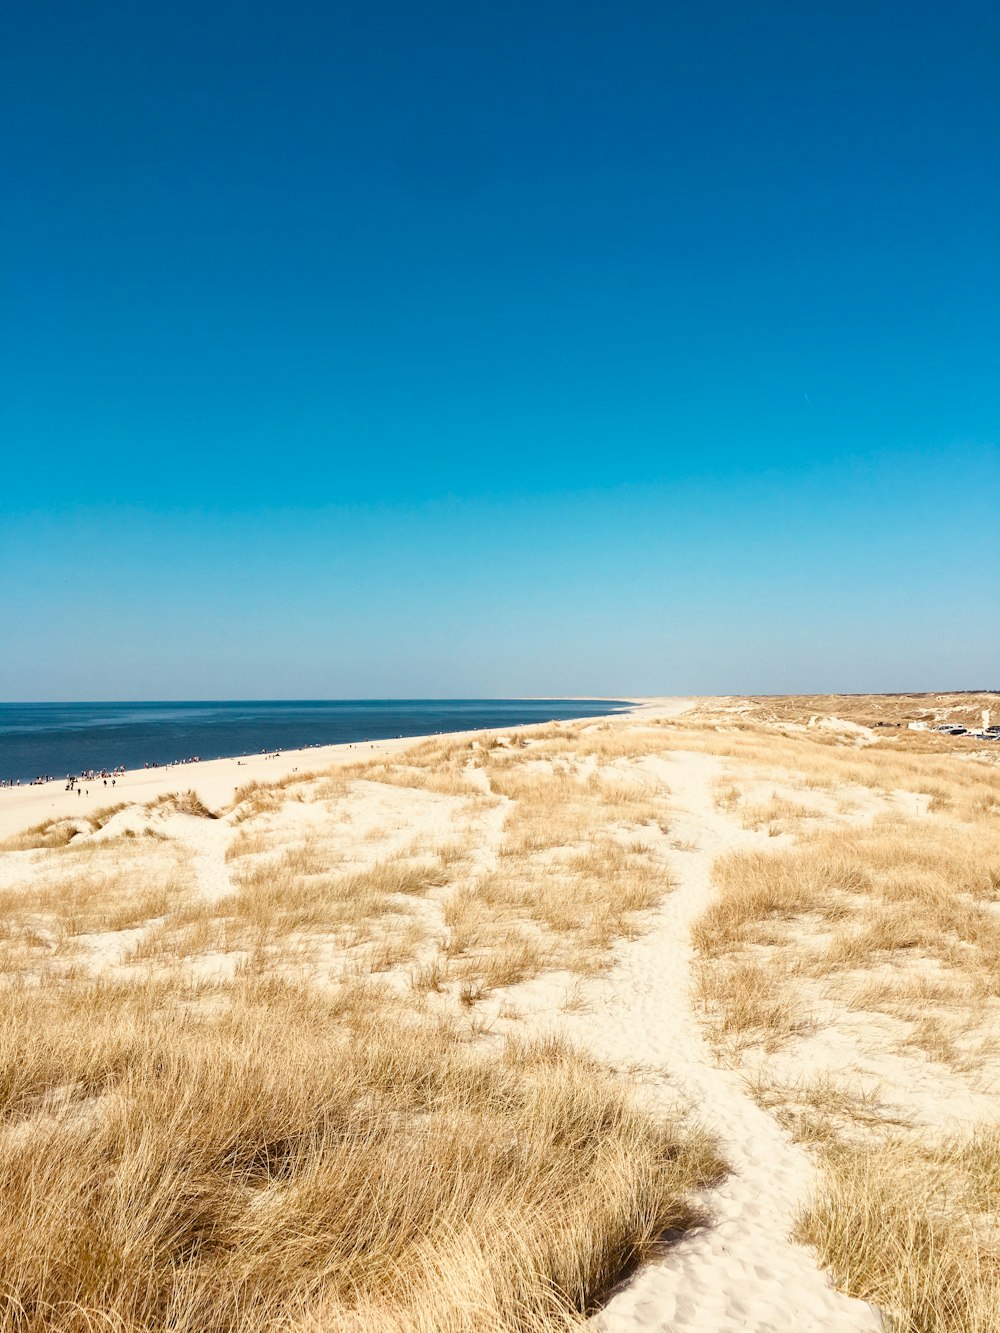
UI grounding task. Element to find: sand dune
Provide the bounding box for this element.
[0,695,996,1330]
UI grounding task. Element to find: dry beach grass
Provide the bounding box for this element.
[1,694,998,1330]
[0,975,721,1333]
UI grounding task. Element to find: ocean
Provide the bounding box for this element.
[0,699,629,784]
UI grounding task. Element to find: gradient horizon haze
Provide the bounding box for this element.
[2,1,997,700]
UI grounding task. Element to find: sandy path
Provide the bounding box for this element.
[561,752,884,1332]
[162,812,235,905]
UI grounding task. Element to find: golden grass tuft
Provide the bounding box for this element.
[1,803,129,851]
[0,840,193,965]
[145,789,219,819]
[800,1132,1000,1333]
[0,975,723,1332]
[695,959,815,1053]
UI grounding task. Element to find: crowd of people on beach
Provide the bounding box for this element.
[3,740,403,793]
[65,766,126,794]
[2,757,210,793]
[0,767,130,792]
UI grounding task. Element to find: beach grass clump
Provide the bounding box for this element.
[0,972,723,1332]
[430,759,674,988]
[799,1131,1000,1333]
[145,789,220,819]
[695,817,1000,1013]
[0,803,129,852]
[0,839,193,966]
[0,818,84,852]
[695,959,815,1052]
[222,852,451,938]
[128,850,452,967]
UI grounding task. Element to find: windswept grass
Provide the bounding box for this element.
[223,852,451,936]
[0,974,723,1332]
[0,838,193,971]
[694,960,814,1052]
[177,743,677,990]
[145,790,219,819]
[433,758,675,986]
[800,1132,1000,1333]
[1,804,128,851]
[695,818,1000,1003]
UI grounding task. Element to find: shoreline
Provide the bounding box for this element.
[0,700,677,841]
[0,699,637,791]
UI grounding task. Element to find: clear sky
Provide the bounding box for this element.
[2,1,997,699]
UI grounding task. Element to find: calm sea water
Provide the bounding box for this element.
[0,700,628,783]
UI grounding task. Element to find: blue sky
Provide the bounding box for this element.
[2,1,997,698]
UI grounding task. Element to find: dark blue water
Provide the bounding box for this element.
[0,700,628,783]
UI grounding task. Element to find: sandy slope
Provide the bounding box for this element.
[0,736,410,839]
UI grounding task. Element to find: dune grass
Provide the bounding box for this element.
[131,733,676,991]
[0,973,723,1333]
[144,789,220,819]
[0,836,193,974]
[800,1132,1000,1333]
[694,815,1000,1054]
[0,803,129,851]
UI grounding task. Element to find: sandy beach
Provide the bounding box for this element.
[0,734,416,841]
[0,694,997,1331]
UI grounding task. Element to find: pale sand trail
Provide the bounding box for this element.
[547,750,883,1333]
